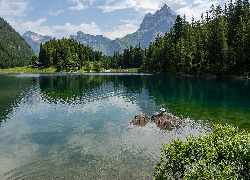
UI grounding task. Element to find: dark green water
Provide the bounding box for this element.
[0,73,249,179]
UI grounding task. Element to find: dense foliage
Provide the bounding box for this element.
[39,0,250,76]
[142,0,250,75]
[0,17,34,69]
[153,124,250,179]
[39,38,145,71]
[39,38,102,70]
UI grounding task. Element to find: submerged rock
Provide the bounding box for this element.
[130,113,151,126]
[130,108,182,130]
[151,109,181,130]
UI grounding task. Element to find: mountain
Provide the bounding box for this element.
[0,17,35,69]
[69,32,120,56]
[23,4,177,56]
[23,31,54,56]
[114,4,177,52]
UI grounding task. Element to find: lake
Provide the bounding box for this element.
[0,73,250,179]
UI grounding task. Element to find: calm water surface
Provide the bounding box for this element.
[0,73,249,179]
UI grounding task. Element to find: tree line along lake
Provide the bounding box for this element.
[0,72,249,179]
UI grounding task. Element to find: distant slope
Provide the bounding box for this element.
[23,4,177,56]
[69,32,120,56]
[0,17,34,69]
[23,31,54,56]
[114,4,177,51]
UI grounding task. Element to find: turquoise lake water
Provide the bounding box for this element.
[0,73,249,179]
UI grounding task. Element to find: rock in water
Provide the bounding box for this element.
[130,109,182,130]
[151,111,182,130]
[130,113,150,126]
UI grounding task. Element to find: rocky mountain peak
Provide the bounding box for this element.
[23,31,53,43]
[139,4,177,34]
[23,31,53,55]
[144,12,153,18]
[23,4,177,56]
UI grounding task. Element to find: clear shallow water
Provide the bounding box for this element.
[0,73,249,179]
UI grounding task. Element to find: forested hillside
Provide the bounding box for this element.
[142,0,250,75]
[0,17,34,69]
[39,38,105,70]
[39,0,250,76]
[39,37,145,71]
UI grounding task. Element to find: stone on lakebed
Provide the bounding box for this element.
[130,108,182,130]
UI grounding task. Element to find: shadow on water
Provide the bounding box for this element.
[0,74,34,125]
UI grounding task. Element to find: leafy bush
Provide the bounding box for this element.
[153,124,250,179]
[93,61,102,71]
[84,61,92,72]
[30,54,38,65]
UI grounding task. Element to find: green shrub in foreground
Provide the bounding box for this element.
[153,124,250,179]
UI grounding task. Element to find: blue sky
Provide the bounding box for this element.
[0,0,228,40]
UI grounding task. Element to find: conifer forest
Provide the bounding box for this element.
[39,0,250,76]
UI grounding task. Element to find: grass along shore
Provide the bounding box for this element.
[0,65,141,74]
[0,66,248,81]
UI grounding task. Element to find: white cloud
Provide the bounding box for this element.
[27,6,34,11]
[48,10,64,16]
[88,0,96,5]
[69,0,88,10]
[99,0,225,23]
[17,19,101,39]
[0,0,28,17]
[22,18,47,28]
[105,0,117,4]
[193,0,203,4]
[176,0,221,22]
[103,20,139,39]
[69,0,79,3]
[16,18,47,34]
[179,1,188,5]
[119,18,140,25]
[98,0,174,14]
[52,22,101,38]
[98,0,137,13]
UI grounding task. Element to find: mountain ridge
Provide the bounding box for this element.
[23,31,54,55]
[23,4,177,56]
